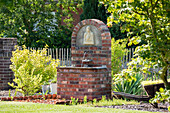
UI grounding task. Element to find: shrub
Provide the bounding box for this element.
[149,88,170,104]
[111,38,128,75]
[8,45,60,96]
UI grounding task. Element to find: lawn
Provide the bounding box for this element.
[0,101,159,113]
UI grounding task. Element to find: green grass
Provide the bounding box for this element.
[87,98,139,107]
[0,101,160,113]
[142,79,170,86]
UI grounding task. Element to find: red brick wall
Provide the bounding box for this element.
[0,38,17,90]
[57,67,111,100]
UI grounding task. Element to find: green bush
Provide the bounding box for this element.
[111,38,128,75]
[149,88,170,104]
[113,72,143,95]
[8,45,60,96]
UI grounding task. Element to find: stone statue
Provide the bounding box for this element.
[83,26,94,45]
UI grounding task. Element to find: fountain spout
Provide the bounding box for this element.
[81,52,86,67]
[81,52,93,67]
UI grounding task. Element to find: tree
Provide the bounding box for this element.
[81,0,128,41]
[100,0,170,89]
[0,0,82,48]
[80,0,108,23]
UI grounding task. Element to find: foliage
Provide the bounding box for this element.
[0,0,82,48]
[81,0,128,41]
[0,0,25,8]
[83,96,87,104]
[71,97,79,105]
[109,22,127,40]
[101,95,107,102]
[168,106,170,112]
[113,72,143,95]
[111,38,128,75]
[100,0,170,89]
[91,98,139,107]
[149,88,170,104]
[92,98,97,105]
[80,0,108,24]
[8,89,11,97]
[8,45,60,96]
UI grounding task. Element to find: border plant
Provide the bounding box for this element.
[113,72,143,95]
[149,88,170,106]
[71,97,79,105]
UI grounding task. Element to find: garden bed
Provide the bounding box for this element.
[0,90,169,112]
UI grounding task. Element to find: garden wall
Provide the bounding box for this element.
[0,38,17,90]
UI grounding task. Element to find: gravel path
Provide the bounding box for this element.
[98,102,169,112]
[0,90,169,112]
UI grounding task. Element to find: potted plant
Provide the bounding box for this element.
[42,82,50,95]
[142,79,170,97]
[50,77,57,94]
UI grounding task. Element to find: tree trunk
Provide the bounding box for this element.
[160,66,170,90]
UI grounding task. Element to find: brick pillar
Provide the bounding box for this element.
[0,38,17,90]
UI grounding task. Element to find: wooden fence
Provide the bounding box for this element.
[26,47,169,80]
[26,47,72,66]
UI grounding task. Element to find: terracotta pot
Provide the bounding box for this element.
[19,96,23,100]
[28,96,33,100]
[38,95,43,99]
[33,95,38,99]
[7,97,11,101]
[44,95,47,99]
[52,94,57,99]
[23,96,28,100]
[1,97,6,101]
[47,94,52,99]
[13,97,18,100]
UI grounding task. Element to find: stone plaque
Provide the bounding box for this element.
[76,25,102,46]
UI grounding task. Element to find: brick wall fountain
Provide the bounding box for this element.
[57,19,111,100]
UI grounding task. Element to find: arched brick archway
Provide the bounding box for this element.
[71,19,111,71]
